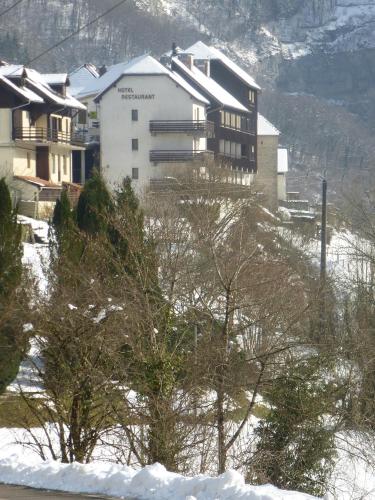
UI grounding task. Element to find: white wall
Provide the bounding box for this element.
[99,74,207,192]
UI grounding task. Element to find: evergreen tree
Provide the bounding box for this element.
[0,178,23,394]
[251,357,336,496]
[76,170,113,235]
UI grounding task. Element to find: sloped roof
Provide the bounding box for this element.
[0,75,44,103]
[0,63,85,110]
[186,41,261,91]
[42,73,69,85]
[94,54,209,105]
[172,57,248,112]
[69,64,99,97]
[14,176,61,188]
[278,148,288,173]
[258,113,280,136]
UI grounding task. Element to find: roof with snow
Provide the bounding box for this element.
[69,64,99,96]
[42,73,69,86]
[278,148,288,173]
[94,54,209,105]
[258,113,280,136]
[186,41,261,91]
[0,63,85,110]
[172,57,248,112]
[0,75,44,103]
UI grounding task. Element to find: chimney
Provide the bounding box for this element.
[99,65,107,76]
[178,52,194,71]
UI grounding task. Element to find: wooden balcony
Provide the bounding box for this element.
[150,149,214,163]
[150,120,215,137]
[13,127,85,147]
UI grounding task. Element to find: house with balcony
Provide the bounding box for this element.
[70,42,286,208]
[0,62,86,218]
[72,54,212,192]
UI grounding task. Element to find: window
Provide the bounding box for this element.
[132,109,138,121]
[63,156,67,176]
[27,152,31,169]
[219,139,225,153]
[241,144,247,158]
[132,168,139,180]
[236,143,241,159]
[225,112,231,127]
[249,90,255,104]
[225,141,231,155]
[220,110,225,126]
[132,139,139,151]
[230,142,236,158]
[236,115,241,130]
[52,154,56,174]
[231,113,236,129]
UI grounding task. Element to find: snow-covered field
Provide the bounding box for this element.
[0,429,316,500]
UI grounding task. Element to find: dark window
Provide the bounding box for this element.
[132,139,139,151]
[241,144,247,158]
[132,109,138,121]
[132,167,139,180]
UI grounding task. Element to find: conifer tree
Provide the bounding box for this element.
[76,170,113,235]
[0,178,23,394]
[251,356,336,496]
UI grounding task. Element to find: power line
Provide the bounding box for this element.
[26,0,128,66]
[0,0,24,18]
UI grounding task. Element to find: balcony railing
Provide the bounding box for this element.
[150,149,214,163]
[14,127,85,146]
[150,120,215,137]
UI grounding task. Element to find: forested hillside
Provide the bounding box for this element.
[2,0,375,200]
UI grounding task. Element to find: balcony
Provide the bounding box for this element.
[13,127,85,147]
[150,149,214,163]
[150,120,215,137]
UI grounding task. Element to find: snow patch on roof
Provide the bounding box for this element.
[93,55,209,105]
[69,65,100,97]
[42,74,68,85]
[173,57,248,112]
[0,75,44,103]
[258,113,280,136]
[186,41,261,91]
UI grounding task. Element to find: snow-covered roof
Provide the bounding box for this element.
[26,77,86,110]
[258,113,280,136]
[0,75,44,103]
[278,148,288,173]
[69,64,99,97]
[94,55,209,105]
[186,41,261,91]
[42,73,68,85]
[172,57,248,112]
[0,63,85,110]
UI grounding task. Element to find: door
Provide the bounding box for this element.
[36,147,50,180]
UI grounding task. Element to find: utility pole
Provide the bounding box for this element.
[320,177,327,338]
[320,178,327,282]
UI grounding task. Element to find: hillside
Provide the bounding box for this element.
[1,0,375,200]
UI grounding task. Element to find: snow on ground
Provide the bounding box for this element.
[6,337,43,395]
[0,429,317,500]
[19,216,50,296]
